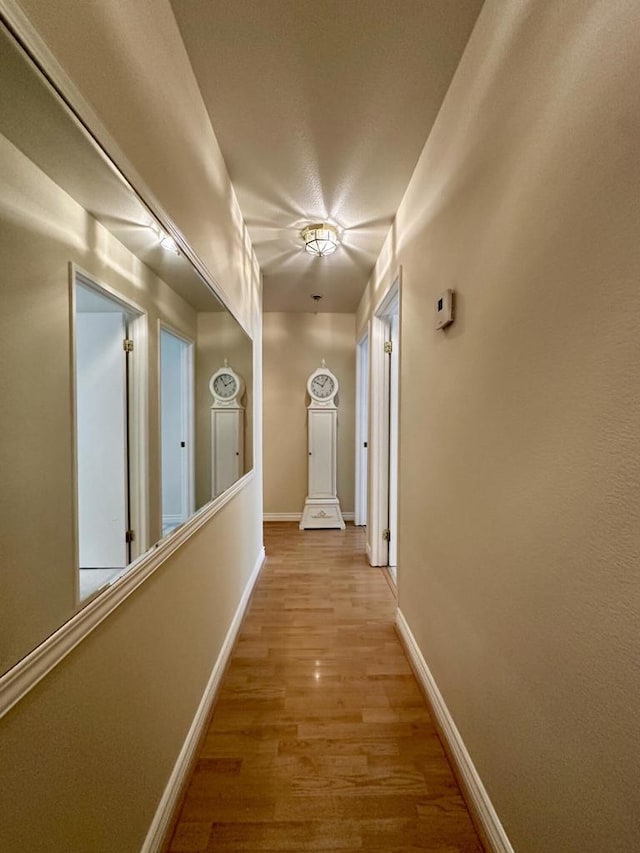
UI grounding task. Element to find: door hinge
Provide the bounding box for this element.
[382,528,391,541]
[123,338,134,353]
[126,529,136,543]
[384,340,393,354]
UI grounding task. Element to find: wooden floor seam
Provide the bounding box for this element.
[167,522,483,852]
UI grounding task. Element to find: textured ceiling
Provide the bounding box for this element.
[170,0,483,312]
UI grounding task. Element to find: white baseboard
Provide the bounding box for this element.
[264,512,355,522]
[142,545,266,853]
[395,610,514,853]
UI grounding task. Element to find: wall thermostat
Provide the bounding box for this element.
[435,289,454,330]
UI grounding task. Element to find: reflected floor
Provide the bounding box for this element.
[79,567,124,600]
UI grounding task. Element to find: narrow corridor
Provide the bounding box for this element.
[167,524,482,852]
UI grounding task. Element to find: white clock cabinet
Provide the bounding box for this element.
[300,362,345,530]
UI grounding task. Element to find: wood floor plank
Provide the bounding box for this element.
[166,523,482,853]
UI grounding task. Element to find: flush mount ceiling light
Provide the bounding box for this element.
[152,222,180,255]
[160,234,180,255]
[159,233,180,255]
[301,223,339,257]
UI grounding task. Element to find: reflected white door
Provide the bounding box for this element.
[76,312,128,568]
[160,328,193,535]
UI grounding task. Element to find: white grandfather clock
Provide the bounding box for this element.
[300,360,345,530]
[209,360,245,498]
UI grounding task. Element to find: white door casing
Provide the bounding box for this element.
[367,272,401,569]
[388,312,400,574]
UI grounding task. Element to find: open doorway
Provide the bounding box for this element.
[73,272,145,601]
[160,325,194,536]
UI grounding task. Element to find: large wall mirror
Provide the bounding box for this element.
[0,22,253,678]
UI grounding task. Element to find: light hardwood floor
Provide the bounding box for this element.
[167,523,483,852]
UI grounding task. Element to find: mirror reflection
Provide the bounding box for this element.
[0,24,253,676]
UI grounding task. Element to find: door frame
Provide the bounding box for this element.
[158,321,195,533]
[387,311,400,574]
[70,264,148,600]
[354,329,369,527]
[367,270,401,567]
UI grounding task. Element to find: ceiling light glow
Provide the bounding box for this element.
[302,223,338,257]
[159,233,180,255]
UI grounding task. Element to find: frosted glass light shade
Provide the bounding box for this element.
[159,234,180,254]
[302,223,338,256]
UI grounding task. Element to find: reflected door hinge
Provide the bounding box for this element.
[126,529,136,543]
[123,338,134,353]
[384,341,393,354]
[382,528,391,541]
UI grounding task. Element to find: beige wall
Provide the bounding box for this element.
[357,1,640,851]
[0,2,263,851]
[263,312,356,515]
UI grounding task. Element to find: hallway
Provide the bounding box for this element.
[167,524,482,852]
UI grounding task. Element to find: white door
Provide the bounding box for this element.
[76,311,128,568]
[160,328,193,535]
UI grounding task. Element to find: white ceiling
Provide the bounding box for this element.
[170,0,483,312]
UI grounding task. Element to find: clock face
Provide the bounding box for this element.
[310,373,335,399]
[213,373,238,399]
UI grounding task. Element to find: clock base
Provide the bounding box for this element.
[299,498,345,530]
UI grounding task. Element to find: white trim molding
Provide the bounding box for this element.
[264,512,355,522]
[142,545,266,853]
[0,470,255,721]
[396,609,514,853]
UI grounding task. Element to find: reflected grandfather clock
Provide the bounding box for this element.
[300,360,345,530]
[209,360,245,498]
